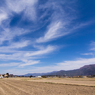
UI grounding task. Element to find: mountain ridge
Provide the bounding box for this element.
[24,64,95,76]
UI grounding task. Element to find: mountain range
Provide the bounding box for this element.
[24,64,95,76]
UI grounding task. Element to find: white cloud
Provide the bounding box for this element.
[81,53,94,56]
[19,60,40,67]
[0,63,19,67]
[0,40,31,63]
[0,0,38,45]
[0,60,39,68]
[36,0,74,43]
[80,41,95,57]
[0,27,30,45]
[58,58,95,70]
[0,40,30,53]
[90,41,95,51]
[8,40,30,49]
[0,53,23,61]
[32,45,45,50]
[0,58,39,68]
[6,0,38,21]
[6,0,37,13]
[25,45,57,56]
[0,12,8,24]
[36,0,93,43]
[36,20,93,43]
[0,45,58,67]
[36,21,66,43]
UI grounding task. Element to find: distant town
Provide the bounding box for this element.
[0,73,95,79]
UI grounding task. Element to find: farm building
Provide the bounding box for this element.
[0,74,3,78]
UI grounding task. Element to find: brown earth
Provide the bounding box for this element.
[28,77,95,86]
[0,78,95,95]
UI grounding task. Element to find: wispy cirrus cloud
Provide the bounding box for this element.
[0,0,38,45]
[36,20,92,43]
[6,0,38,21]
[90,41,95,51]
[36,0,74,43]
[81,53,94,56]
[0,60,39,67]
[36,21,69,43]
[0,40,30,53]
[36,0,93,43]
[80,41,95,57]
[0,63,19,67]
[0,44,57,67]
[0,27,30,45]
[19,60,40,67]
[25,45,57,57]
[0,12,8,25]
[58,58,95,70]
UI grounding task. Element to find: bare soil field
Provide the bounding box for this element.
[28,77,95,86]
[0,78,95,95]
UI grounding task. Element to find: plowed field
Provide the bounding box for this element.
[0,78,95,95]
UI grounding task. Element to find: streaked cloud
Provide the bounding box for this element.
[0,12,8,25]
[58,58,95,70]
[6,0,38,21]
[81,53,94,56]
[0,63,19,67]
[0,28,29,45]
[90,41,95,51]
[36,0,75,43]
[0,40,30,53]
[25,45,57,57]
[36,21,69,43]
[0,0,38,44]
[0,45,57,67]
[36,0,92,43]
[19,60,40,67]
[0,60,39,67]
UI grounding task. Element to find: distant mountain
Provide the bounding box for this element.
[24,64,95,76]
[24,73,46,76]
[24,71,58,76]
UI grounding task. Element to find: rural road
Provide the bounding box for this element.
[0,78,95,95]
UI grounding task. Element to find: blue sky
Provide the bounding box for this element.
[0,0,95,75]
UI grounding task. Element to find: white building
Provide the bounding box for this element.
[0,75,3,78]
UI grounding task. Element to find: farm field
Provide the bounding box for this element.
[0,78,95,95]
[28,77,95,86]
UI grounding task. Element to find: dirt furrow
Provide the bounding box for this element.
[3,80,65,95]
[3,80,50,95]
[0,81,18,95]
[2,81,32,95]
[0,86,5,95]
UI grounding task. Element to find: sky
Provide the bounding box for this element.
[0,0,95,75]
